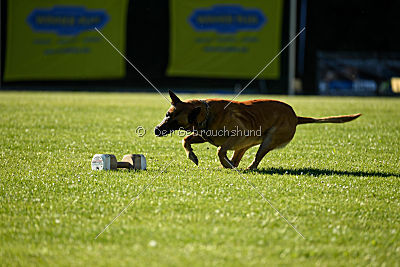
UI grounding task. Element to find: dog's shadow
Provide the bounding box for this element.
[243,167,400,178]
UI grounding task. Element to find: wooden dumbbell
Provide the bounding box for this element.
[91,154,146,170]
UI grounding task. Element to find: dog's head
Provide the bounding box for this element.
[154,91,204,137]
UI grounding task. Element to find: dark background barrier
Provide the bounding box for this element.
[303,0,400,94]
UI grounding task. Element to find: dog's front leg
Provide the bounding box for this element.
[217,137,246,169]
[182,134,206,165]
[217,146,233,168]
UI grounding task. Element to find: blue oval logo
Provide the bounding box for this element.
[189,5,267,34]
[27,6,109,36]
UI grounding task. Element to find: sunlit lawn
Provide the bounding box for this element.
[0,91,399,266]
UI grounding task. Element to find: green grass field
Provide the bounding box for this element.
[0,91,399,266]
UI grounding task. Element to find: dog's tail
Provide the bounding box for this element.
[297,113,361,125]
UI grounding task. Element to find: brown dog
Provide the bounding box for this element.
[155,91,361,170]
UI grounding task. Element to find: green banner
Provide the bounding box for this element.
[4,0,128,81]
[168,0,283,79]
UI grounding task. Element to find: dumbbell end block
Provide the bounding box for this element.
[120,154,147,170]
[91,154,118,170]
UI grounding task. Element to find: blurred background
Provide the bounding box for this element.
[1,0,400,96]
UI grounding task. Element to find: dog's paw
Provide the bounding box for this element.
[188,151,199,166]
[246,165,258,171]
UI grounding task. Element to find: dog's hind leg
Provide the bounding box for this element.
[247,125,296,170]
[247,132,273,170]
[182,134,206,165]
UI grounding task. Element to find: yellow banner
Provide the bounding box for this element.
[168,0,283,79]
[4,0,128,81]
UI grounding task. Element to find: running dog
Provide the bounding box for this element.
[155,91,361,170]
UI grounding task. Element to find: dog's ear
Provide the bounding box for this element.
[188,107,201,124]
[169,90,182,106]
